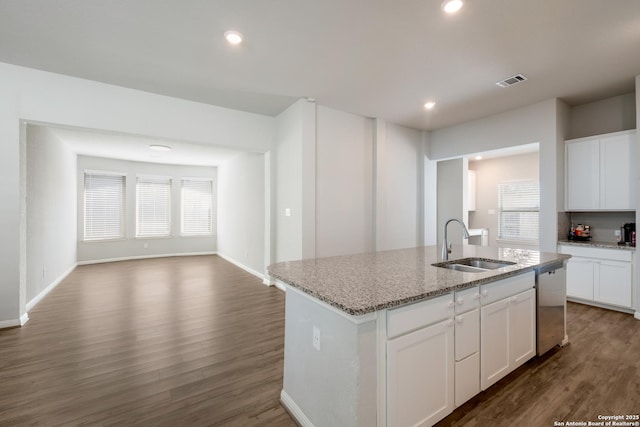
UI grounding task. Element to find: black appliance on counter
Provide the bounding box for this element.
[620,223,636,246]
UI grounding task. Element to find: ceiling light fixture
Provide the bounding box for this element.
[224,30,243,45]
[149,144,172,152]
[424,101,436,110]
[441,0,464,14]
[475,155,483,160]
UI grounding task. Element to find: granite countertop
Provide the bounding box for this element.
[268,245,570,316]
[557,239,636,251]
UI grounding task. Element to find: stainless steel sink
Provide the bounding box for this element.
[432,257,516,273]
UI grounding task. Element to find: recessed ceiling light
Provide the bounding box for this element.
[475,155,483,160]
[424,101,436,110]
[224,30,243,45]
[442,0,464,14]
[149,144,172,152]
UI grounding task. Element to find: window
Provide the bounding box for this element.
[181,178,214,236]
[498,181,539,242]
[84,172,125,241]
[136,176,171,237]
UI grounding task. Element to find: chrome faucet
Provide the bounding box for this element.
[441,218,470,260]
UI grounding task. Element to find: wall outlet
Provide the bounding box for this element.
[285,208,292,217]
[143,242,149,249]
[312,325,321,351]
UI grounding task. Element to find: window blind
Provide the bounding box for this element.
[84,172,125,241]
[136,176,171,237]
[181,179,213,236]
[498,181,539,242]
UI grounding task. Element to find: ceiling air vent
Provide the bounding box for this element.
[496,74,527,88]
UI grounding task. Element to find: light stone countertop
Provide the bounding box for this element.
[268,245,570,316]
[557,239,636,251]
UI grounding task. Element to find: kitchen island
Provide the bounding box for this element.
[268,245,570,427]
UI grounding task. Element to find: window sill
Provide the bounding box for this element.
[82,238,126,243]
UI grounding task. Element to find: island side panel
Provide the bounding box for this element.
[282,287,377,427]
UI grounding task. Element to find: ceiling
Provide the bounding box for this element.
[2,0,640,134]
[39,125,243,167]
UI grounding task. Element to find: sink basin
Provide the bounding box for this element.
[455,258,517,270]
[432,257,516,273]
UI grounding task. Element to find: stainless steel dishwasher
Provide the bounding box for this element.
[536,261,566,356]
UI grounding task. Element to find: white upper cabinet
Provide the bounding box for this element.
[565,130,636,211]
[566,137,600,210]
[600,133,636,210]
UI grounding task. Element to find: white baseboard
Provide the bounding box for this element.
[0,318,20,329]
[0,313,29,329]
[280,389,314,427]
[274,279,287,292]
[26,262,77,312]
[567,297,635,315]
[216,252,265,281]
[634,311,640,321]
[77,252,217,266]
[562,334,570,346]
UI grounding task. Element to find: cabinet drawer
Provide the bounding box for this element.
[480,271,535,306]
[455,286,480,314]
[455,308,479,361]
[558,244,632,262]
[455,352,480,408]
[387,293,454,339]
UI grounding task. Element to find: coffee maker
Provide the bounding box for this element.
[620,223,636,246]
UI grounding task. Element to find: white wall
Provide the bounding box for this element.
[468,151,540,247]
[0,61,275,325]
[423,133,438,246]
[375,122,423,251]
[437,158,465,249]
[282,289,376,426]
[316,106,374,257]
[217,152,266,278]
[273,106,424,261]
[77,156,217,263]
[429,99,567,252]
[26,125,77,307]
[569,92,636,139]
[274,101,302,262]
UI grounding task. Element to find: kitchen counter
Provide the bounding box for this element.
[268,245,570,316]
[557,239,636,251]
[274,245,570,426]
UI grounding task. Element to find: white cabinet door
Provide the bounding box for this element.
[595,260,632,308]
[387,319,454,427]
[600,133,635,210]
[508,289,536,369]
[566,137,600,210]
[566,130,636,211]
[454,308,480,408]
[480,298,510,390]
[481,289,536,391]
[566,257,595,300]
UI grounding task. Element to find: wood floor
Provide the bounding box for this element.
[2,256,639,426]
[437,301,640,427]
[0,255,296,426]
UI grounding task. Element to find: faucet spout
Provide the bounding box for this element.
[441,218,470,260]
